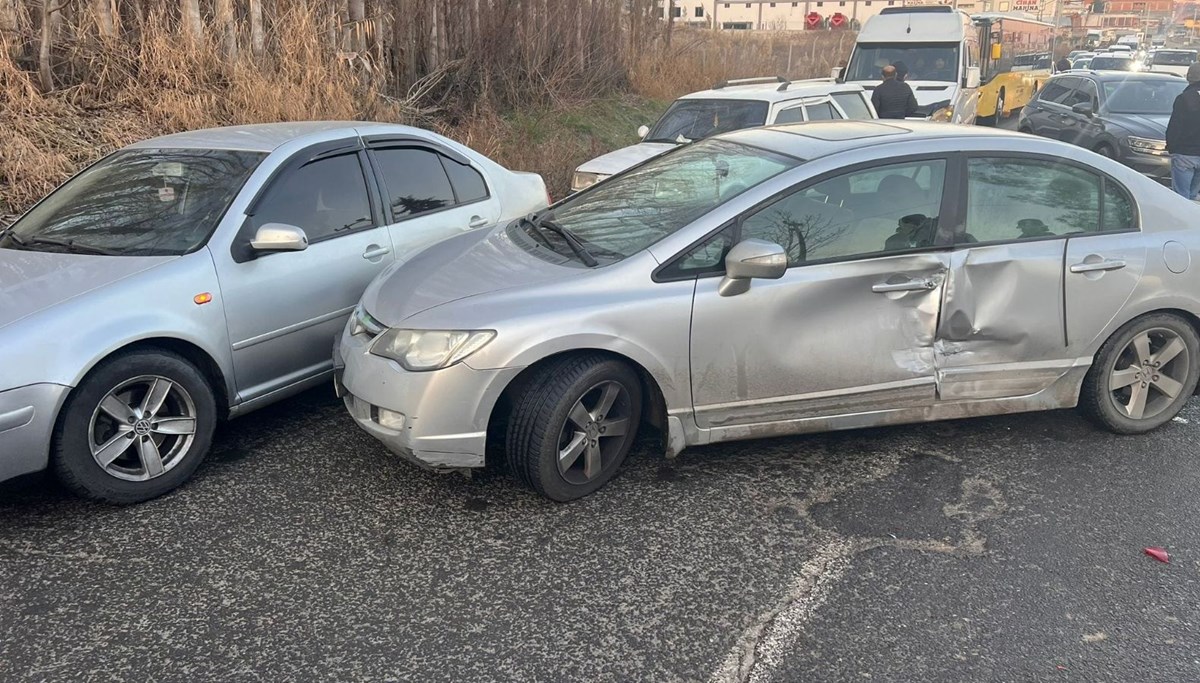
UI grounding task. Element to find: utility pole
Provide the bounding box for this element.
[1049,0,1063,59]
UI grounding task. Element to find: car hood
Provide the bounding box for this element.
[360,225,576,326]
[1106,112,1169,137]
[0,249,174,331]
[575,142,677,177]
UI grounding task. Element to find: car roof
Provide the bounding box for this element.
[715,120,1023,160]
[125,121,429,153]
[679,79,865,104]
[1054,70,1183,82]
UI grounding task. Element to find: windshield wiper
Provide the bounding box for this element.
[25,236,119,255]
[0,225,26,246]
[531,212,598,267]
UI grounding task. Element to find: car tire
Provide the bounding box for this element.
[1094,143,1116,158]
[505,354,642,502]
[52,350,217,504]
[1079,313,1200,435]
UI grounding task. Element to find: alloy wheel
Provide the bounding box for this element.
[88,375,198,481]
[556,380,632,485]
[1108,328,1190,421]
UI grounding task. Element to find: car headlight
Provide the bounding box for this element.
[1127,136,1168,156]
[930,106,954,123]
[349,305,385,338]
[369,329,496,371]
[571,171,608,192]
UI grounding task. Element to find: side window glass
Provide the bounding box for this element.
[253,154,372,242]
[964,158,1100,244]
[832,92,872,119]
[441,156,489,204]
[804,102,837,121]
[1102,180,1137,231]
[659,226,736,279]
[741,159,947,266]
[774,106,805,125]
[372,147,456,219]
[1037,82,1071,104]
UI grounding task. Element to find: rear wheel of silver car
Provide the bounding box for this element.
[1080,313,1200,434]
[506,355,642,502]
[52,350,217,504]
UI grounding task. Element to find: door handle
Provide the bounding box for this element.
[872,277,940,293]
[468,215,489,229]
[362,245,391,260]
[1070,259,1126,273]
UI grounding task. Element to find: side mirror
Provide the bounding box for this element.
[637,125,650,140]
[830,66,845,82]
[250,223,309,252]
[1072,102,1095,117]
[718,239,787,297]
[964,66,981,89]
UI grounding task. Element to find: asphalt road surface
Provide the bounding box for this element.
[3,383,1199,682]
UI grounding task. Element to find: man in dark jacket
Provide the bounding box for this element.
[1166,62,1200,199]
[871,65,918,119]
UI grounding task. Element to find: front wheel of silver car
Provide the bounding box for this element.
[506,355,642,502]
[52,350,217,504]
[1079,313,1200,435]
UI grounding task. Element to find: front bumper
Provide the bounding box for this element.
[0,383,70,482]
[1122,148,1171,179]
[335,327,521,470]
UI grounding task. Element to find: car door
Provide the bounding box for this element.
[1059,77,1102,147]
[365,140,502,261]
[686,157,953,428]
[1033,78,1079,140]
[935,154,1106,400]
[215,140,394,401]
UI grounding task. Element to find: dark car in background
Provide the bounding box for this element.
[1018,71,1186,181]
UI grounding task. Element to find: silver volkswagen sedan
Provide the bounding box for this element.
[338,121,1200,501]
[0,122,547,503]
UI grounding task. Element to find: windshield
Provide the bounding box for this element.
[1153,51,1197,66]
[1073,58,1093,69]
[529,139,800,264]
[1090,56,1136,71]
[844,42,960,83]
[645,99,769,143]
[2,148,264,256]
[1104,79,1187,114]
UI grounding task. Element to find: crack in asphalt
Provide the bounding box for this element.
[710,449,1008,683]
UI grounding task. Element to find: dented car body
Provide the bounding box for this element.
[338,121,1200,498]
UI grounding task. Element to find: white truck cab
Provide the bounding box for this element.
[570,77,876,192]
[838,6,981,124]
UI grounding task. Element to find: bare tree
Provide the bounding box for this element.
[180,0,201,41]
[347,0,363,52]
[666,0,674,48]
[38,0,59,91]
[249,0,264,58]
[215,0,236,57]
[94,0,116,39]
[1,0,24,59]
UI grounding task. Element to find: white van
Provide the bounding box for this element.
[838,6,981,124]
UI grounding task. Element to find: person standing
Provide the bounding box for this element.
[871,65,918,120]
[1055,54,1072,73]
[1166,63,1200,199]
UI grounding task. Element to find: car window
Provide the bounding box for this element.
[3,148,264,256]
[833,92,873,119]
[645,99,770,143]
[775,106,806,125]
[741,159,947,266]
[963,158,1101,243]
[1036,81,1073,104]
[1102,180,1137,231]
[252,153,373,242]
[1063,80,1097,107]
[441,156,489,204]
[804,102,840,121]
[1103,79,1187,114]
[372,147,457,220]
[542,138,800,265]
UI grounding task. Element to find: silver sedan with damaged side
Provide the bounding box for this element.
[337,120,1200,501]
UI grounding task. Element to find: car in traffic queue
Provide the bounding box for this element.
[1146,48,1199,77]
[337,120,1200,501]
[1018,71,1185,182]
[1088,52,1141,72]
[0,122,547,503]
[569,76,876,193]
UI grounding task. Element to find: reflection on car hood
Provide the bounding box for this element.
[1107,113,1169,137]
[361,226,575,326]
[0,249,174,331]
[575,142,677,177]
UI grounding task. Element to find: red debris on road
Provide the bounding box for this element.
[1144,547,1170,563]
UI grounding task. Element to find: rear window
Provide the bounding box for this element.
[1090,56,1135,71]
[645,99,769,143]
[1153,51,1197,66]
